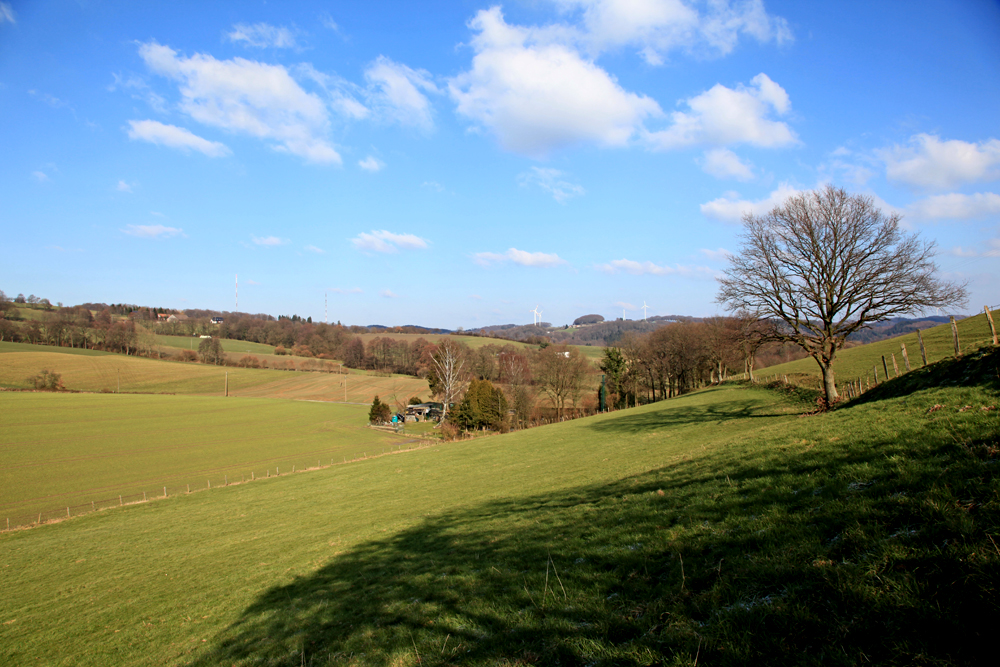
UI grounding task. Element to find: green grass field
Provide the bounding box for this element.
[0,393,415,523]
[755,311,997,389]
[1,347,997,665]
[155,334,275,355]
[0,341,428,403]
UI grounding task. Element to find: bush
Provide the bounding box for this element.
[368,395,391,425]
[274,345,286,356]
[178,350,199,363]
[30,369,63,391]
[408,396,423,405]
[238,355,261,369]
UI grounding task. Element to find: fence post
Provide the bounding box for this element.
[67,507,70,518]
[901,343,911,372]
[163,486,166,497]
[891,353,899,377]
[882,356,890,381]
[119,495,122,506]
[986,306,998,345]
[950,316,960,356]
[917,329,928,366]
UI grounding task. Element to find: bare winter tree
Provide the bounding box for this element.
[717,185,967,405]
[430,338,467,419]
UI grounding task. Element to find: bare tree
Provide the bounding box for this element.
[718,185,967,404]
[532,345,590,420]
[430,339,467,419]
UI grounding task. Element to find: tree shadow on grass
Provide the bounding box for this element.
[190,403,999,667]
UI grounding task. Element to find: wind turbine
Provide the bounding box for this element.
[642,301,650,321]
[531,305,541,325]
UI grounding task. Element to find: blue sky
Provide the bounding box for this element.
[1,0,998,328]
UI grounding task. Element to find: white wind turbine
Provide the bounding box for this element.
[531,305,542,325]
[642,301,650,321]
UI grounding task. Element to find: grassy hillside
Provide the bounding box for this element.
[155,334,275,355]
[0,342,427,403]
[756,311,997,389]
[1,348,996,665]
[0,393,411,522]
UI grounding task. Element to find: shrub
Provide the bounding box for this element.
[408,396,423,405]
[238,355,261,369]
[30,369,63,391]
[274,345,286,356]
[178,350,199,363]
[368,395,391,425]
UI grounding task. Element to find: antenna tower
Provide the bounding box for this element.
[236,274,238,311]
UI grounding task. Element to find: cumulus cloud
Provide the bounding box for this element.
[700,182,804,223]
[227,22,299,49]
[358,156,384,172]
[473,248,567,268]
[557,0,791,63]
[252,235,289,246]
[517,167,585,202]
[646,73,795,150]
[595,258,715,277]
[351,230,429,253]
[364,56,439,130]
[700,147,754,181]
[126,119,231,157]
[138,41,340,164]
[450,7,661,157]
[122,224,184,239]
[880,134,1000,190]
[907,192,1000,221]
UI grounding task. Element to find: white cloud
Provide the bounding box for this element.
[358,156,384,172]
[700,182,803,223]
[351,230,429,253]
[227,23,299,49]
[32,171,49,182]
[364,56,438,130]
[328,287,363,294]
[517,167,585,202]
[556,0,792,63]
[700,247,732,261]
[117,180,133,192]
[595,258,715,277]
[0,2,15,24]
[108,72,168,114]
[252,235,289,246]
[950,238,1000,258]
[449,7,661,157]
[138,41,340,164]
[700,148,753,181]
[473,248,567,268]
[126,119,231,157]
[907,192,1000,221]
[122,224,184,239]
[880,134,1000,190]
[615,301,635,310]
[646,73,795,150]
[380,289,399,298]
[304,245,326,254]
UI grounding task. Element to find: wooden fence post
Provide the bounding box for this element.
[950,316,960,356]
[891,353,899,377]
[917,329,928,366]
[873,365,879,384]
[986,306,998,345]
[901,343,911,371]
[882,356,890,381]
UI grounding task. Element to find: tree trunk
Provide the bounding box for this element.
[820,362,838,404]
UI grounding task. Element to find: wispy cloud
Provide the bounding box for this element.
[517,167,585,203]
[950,238,1000,258]
[122,224,185,239]
[32,171,49,182]
[906,192,1000,221]
[351,230,429,253]
[364,56,439,131]
[380,289,398,298]
[328,287,363,294]
[0,2,16,24]
[421,181,445,192]
[358,156,384,172]
[226,22,299,49]
[252,235,289,246]
[699,247,732,261]
[700,148,754,181]
[126,119,231,157]
[304,245,326,254]
[117,180,134,193]
[473,248,567,268]
[595,258,716,278]
[700,183,804,223]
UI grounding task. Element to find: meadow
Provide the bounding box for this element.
[0,347,997,665]
[155,334,275,355]
[0,393,415,523]
[0,341,428,404]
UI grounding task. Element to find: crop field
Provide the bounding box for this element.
[155,334,275,355]
[1,347,997,665]
[0,393,412,523]
[0,342,428,403]
[755,311,997,388]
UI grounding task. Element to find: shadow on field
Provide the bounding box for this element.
[192,399,999,667]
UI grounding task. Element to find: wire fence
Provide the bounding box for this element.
[1,440,433,533]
